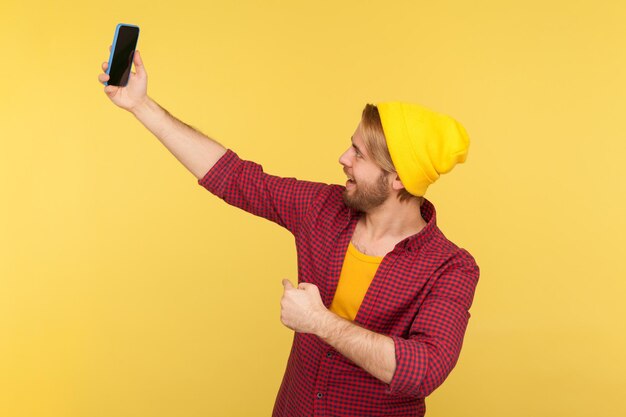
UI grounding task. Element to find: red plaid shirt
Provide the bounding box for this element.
[199,150,480,417]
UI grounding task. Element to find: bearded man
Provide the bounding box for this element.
[99,50,479,417]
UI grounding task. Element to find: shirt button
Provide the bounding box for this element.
[317,392,323,399]
[326,352,333,358]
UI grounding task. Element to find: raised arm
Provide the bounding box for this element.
[98,48,226,179]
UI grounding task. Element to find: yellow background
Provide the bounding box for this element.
[1,0,625,416]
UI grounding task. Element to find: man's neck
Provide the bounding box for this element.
[352,198,426,256]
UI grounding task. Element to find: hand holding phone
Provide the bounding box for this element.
[99,24,147,112]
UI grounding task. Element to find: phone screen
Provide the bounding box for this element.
[107,25,139,86]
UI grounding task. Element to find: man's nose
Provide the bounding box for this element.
[338,148,351,166]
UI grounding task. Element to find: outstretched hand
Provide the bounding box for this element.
[280,280,330,335]
[98,46,148,112]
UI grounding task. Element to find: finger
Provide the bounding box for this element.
[104,85,118,96]
[298,282,317,291]
[282,279,294,290]
[102,61,108,71]
[98,73,110,84]
[133,50,146,76]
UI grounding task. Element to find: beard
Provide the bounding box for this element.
[342,171,391,212]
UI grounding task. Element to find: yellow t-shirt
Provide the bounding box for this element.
[329,242,383,321]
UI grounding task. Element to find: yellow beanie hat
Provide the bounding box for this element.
[377,102,470,196]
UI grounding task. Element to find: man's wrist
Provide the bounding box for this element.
[315,310,345,341]
[130,96,152,117]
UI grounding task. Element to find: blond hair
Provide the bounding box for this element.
[360,104,423,204]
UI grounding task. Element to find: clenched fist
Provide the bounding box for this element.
[280,280,330,335]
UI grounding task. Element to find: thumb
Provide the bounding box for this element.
[133,50,146,76]
[282,279,294,290]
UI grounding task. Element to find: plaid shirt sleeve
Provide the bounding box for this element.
[388,251,480,399]
[198,150,329,236]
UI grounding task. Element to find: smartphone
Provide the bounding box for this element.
[105,24,140,87]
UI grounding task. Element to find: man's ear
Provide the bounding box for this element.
[391,173,405,191]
